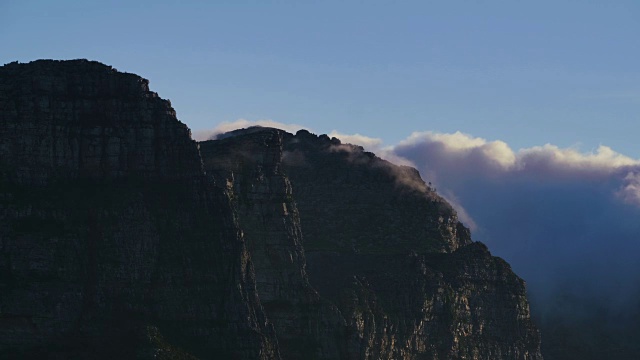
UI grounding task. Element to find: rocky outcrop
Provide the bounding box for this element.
[1,60,542,359]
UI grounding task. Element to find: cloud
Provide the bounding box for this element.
[394,131,640,204]
[517,144,640,179]
[192,119,311,141]
[394,131,517,186]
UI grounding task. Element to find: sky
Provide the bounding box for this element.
[2,1,639,155]
[3,0,640,340]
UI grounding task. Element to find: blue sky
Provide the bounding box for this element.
[2,1,639,156]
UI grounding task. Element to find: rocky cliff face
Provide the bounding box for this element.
[1,60,542,359]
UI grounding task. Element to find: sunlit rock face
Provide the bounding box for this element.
[1,60,542,359]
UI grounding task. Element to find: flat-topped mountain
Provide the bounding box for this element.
[0,60,542,359]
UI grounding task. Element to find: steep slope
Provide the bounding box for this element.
[0,60,278,359]
[200,128,543,360]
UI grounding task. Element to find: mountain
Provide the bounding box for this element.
[0,60,542,359]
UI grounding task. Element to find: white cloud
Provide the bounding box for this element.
[398,131,516,170]
[393,131,640,204]
[396,131,640,176]
[518,144,640,176]
[400,131,488,151]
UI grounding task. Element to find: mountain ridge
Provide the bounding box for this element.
[0,59,542,359]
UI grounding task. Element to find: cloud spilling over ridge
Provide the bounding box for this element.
[327,130,416,167]
[325,130,640,243]
[391,131,640,317]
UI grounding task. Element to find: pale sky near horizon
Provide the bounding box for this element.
[2,0,639,157]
